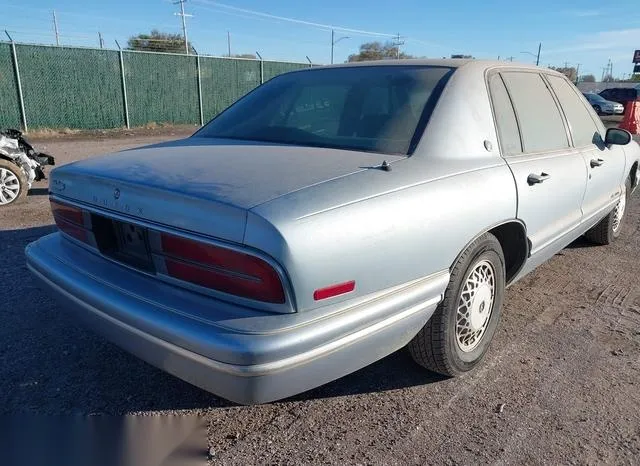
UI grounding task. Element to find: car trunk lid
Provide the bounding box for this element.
[50,138,404,243]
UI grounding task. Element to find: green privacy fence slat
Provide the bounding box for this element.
[263,61,308,82]
[15,45,124,129]
[124,51,199,127]
[200,57,261,122]
[1,42,309,131]
[0,43,21,129]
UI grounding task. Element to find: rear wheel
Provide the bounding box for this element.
[0,160,27,206]
[408,233,506,376]
[585,178,630,245]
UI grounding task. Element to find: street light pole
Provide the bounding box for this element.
[330,29,350,64]
[331,29,334,65]
[521,43,542,66]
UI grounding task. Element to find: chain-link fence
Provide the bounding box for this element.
[0,41,310,131]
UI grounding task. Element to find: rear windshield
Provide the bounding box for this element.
[193,65,454,155]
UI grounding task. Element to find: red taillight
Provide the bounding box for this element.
[50,199,89,243]
[51,199,84,225]
[313,281,355,301]
[56,218,88,242]
[160,233,285,304]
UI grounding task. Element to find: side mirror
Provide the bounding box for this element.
[604,128,632,146]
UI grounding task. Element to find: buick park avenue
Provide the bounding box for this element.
[26,60,640,404]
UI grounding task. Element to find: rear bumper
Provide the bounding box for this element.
[26,233,445,404]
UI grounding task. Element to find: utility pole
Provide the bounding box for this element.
[575,63,581,83]
[52,10,60,46]
[227,31,231,56]
[392,33,405,59]
[536,42,541,66]
[173,0,192,54]
[98,32,104,49]
[507,56,514,62]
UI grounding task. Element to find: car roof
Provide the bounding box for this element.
[309,58,567,77]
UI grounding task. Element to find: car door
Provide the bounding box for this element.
[488,71,588,256]
[545,74,626,225]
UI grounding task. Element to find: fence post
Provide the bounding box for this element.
[255,52,264,84]
[116,44,130,129]
[196,53,204,126]
[9,41,28,132]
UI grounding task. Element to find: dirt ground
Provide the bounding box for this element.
[1,128,639,465]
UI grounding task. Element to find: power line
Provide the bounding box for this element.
[192,0,396,38]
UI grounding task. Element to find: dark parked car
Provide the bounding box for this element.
[598,87,639,106]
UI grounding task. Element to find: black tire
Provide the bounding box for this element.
[0,159,27,207]
[408,232,506,376]
[593,104,601,115]
[584,178,631,245]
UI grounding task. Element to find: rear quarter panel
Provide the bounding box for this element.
[247,62,519,312]
[247,157,516,312]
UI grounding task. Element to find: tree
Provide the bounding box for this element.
[580,74,596,83]
[127,30,194,54]
[550,66,577,82]
[347,41,414,62]
[631,74,640,82]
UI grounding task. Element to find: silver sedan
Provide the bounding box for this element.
[26,60,640,404]
[583,92,624,115]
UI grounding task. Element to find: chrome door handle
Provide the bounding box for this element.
[527,172,550,185]
[590,158,605,168]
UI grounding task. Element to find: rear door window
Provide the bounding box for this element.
[501,72,569,153]
[488,74,522,156]
[546,75,603,148]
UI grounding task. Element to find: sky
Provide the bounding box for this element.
[1,0,639,78]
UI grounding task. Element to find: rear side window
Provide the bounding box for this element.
[488,74,522,156]
[501,72,569,153]
[546,75,602,148]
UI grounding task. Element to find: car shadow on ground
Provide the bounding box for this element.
[27,188,50,196]
[1,225,445,414]
[566,236,597,249]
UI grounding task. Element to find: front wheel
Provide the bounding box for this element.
[593,104,602,115]
[408,233,506,376]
